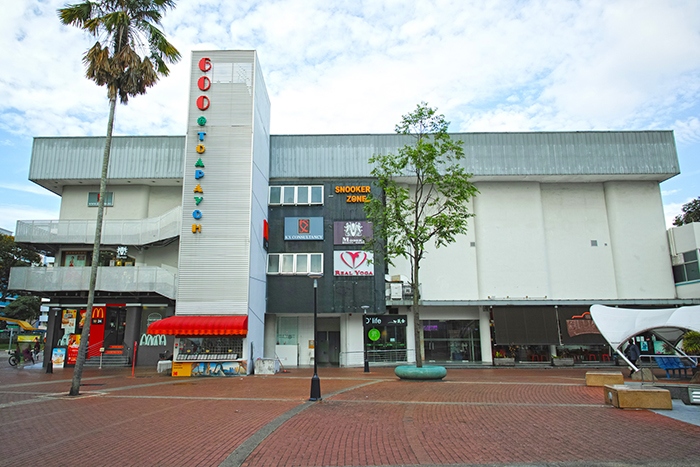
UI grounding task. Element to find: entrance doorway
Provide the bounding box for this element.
[104,307,127,347]
[316,331,340,365]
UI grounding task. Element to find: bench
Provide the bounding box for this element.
[586,371,624,387]
[653,356,696,379]
[604,384,672,410]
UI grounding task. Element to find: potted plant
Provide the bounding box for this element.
[552,351,574,367]
[493,350,515,366]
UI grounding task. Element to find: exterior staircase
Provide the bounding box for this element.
[84,345,130,367]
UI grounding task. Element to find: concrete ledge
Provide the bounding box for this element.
[604,384,672,410]
[395,365,447,380]
[586,371,624,387]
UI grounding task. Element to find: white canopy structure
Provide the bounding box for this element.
[589,304,700,372]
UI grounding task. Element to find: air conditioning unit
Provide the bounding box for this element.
[672,254,683,266]
[402,285,414,300]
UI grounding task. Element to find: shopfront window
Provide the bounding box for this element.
[175,336,243,361]
[277,317,298,345]
[364,315,407,363]
[423,320,481,362]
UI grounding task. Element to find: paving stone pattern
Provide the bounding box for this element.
[0,365,698,467]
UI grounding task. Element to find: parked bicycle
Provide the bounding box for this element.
[8,348,21,367]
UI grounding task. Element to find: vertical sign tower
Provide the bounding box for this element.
[177,51,271,362]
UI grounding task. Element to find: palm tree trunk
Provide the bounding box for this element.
[69,96,117,396]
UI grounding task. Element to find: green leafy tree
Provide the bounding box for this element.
[58,0,181,396]
[364,103,478,368]
[673,197,700,226]
[0,235,42,302]
[3,296,42,323]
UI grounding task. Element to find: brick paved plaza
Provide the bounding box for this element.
[1,364,699,467]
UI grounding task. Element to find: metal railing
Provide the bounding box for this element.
[340,349,414,367]
[15,206,182,246]
[9,266,177,300]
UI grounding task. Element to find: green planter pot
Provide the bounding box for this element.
[395,365,447,380]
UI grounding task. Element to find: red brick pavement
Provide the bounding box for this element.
[0,365,698,467]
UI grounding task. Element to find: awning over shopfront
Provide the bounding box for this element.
[589,305,700,350]
[147,315,248,336]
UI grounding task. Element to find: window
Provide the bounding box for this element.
[277,317,298,345]
[269,186,324,205]
[267,253,323,275]
[673,250,700,283]
[88,192,114,207]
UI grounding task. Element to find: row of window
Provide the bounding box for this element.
[88,192,114,207]
[269,186,323,205]
[267,253,323,275]
[673,250,699,284]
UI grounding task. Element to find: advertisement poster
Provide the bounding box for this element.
[333,221,373,245]
[62,310,77,334]
[172,361,246,377]
[65,253,87,267]
[67,334,81,365]
[333,250,374,276]
[284,217,324,240]
[52,348,66,368]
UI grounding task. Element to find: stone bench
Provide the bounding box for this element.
[586,371,624,387]
[604,384,672,410]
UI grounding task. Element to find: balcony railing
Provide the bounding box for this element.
[15,206,181,246]
[9,266,177,300]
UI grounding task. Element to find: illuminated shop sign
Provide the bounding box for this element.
[284,217,324,240]
[364,315,407,327]
[335,185,371,203]
[334,251,374,276]
[333,221,373,245]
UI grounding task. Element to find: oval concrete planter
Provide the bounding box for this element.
[395,365,447,380]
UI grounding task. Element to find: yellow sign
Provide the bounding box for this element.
[17,335,41,342]
[172,362,192,377]
[336,186,370,203]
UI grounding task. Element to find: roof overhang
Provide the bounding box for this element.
[589,304,700,350]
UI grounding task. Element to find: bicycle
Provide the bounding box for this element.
[8,349,20,367]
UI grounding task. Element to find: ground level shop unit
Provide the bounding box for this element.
[44,302,175,368]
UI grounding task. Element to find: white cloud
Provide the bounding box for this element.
[2,0,700,230]
[0,205,60,232]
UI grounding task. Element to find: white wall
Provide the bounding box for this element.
[604,181,676,298]
[147,186,182,217]
[474,182,549,299]
[669,222,700,255]
[60,185,150,220]
[388,180,676,302]
[540,183,617,298]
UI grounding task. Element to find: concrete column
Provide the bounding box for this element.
[124,306,142,364]
[479,306,492,363]
[550,345,558,358]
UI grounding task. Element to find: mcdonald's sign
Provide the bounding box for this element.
[92,307,105,325]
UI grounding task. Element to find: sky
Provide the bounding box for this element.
[0,0,698,233]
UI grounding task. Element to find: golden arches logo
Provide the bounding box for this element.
[92,307,105,319]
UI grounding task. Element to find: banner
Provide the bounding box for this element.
[333,221,373,245]
[67,334,81,365]
[284,217,324,240]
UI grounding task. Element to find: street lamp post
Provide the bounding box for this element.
[309,272,323,401]
[361,305,370,373]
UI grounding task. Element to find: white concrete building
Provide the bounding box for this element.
[9,50,699,373]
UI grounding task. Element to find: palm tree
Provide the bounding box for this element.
[58,0,181,396]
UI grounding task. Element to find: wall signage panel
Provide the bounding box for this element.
[333,221,373,245]
[284,217,323,240]
[364,315,407,327]
[334,251,374,276]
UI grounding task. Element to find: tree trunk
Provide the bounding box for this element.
[69,96,117,396]
[413,260,423,368]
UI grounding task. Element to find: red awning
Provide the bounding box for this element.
[147,315,248,336]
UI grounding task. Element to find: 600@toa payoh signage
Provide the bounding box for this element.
[192,57,211,234]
